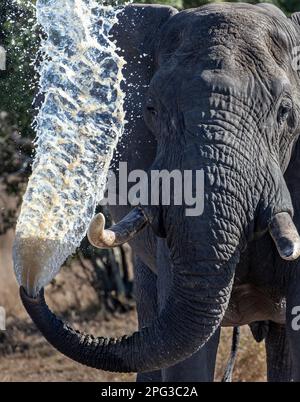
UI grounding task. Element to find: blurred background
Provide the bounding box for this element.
[0,0,298,382]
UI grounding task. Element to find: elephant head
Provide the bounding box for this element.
[18,3,300,372]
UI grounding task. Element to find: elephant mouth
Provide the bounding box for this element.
[222,284,286,327]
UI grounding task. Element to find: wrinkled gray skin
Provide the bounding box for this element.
[19,3,300,381]
[110,2,300,381]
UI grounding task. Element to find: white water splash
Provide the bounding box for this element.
[14,0,126,291]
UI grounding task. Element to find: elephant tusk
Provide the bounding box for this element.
[269,212,300,261]
[87,207,149,248]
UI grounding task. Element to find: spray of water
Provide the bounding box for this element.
[14,0,126,292]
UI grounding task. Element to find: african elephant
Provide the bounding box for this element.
[17,2,300,381]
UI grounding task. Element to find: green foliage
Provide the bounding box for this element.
[0,0,38,140]
[277,0,300,13]
[134,0,184,8]
[0,1,37,231]
[182,0,216,8]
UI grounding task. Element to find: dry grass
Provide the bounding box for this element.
[216,326,266,382]
[0,314,137,382]
[0,314,267,382]
[0,230,27,318]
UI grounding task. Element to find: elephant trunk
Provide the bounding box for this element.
[20,247,237,372]
[20,168,242,372]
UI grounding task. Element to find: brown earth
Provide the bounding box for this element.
[0,231,267,382]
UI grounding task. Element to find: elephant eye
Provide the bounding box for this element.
[146,105,157,117]
[277,98,293,125]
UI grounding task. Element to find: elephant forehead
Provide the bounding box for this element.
[155,8,293,98]
[158,5,288,58]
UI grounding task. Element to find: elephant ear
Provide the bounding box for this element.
[284,136,300,232]
[286,12,300,225]
[111,4,178,172]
